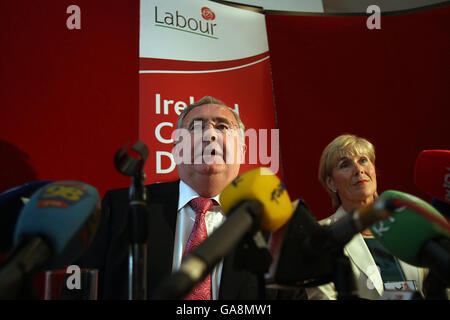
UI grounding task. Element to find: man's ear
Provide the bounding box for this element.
[241,144,247,156]
[240,144,247,164]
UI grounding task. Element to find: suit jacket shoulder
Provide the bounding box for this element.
[78,180,180,299]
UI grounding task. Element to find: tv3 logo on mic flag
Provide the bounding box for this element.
[37,182,89,208]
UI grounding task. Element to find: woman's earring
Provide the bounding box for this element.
[332,189,337,193]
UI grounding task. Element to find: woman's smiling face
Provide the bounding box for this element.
[327,153,377,210]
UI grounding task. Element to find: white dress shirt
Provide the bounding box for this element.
[171,180,226,300]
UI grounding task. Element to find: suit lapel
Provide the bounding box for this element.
[146,180,179,293]
[327,207,384,297]
[344,233,384,297]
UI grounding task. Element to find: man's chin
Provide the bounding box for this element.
[202,155,226,164]
[195,162,227,174]
[189,155,240,175]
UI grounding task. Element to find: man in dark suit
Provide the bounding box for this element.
[79,96,265,299]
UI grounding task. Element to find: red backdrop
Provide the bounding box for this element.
[1,2,449,219]
[0,0,141,299]
[1,2,449,221]
[0,0,140,197]
[1,0,449,299]
[266,6,450,220]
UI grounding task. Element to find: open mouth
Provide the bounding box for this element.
[198,147,225,165]
[203,147,223,157]
[210,149,222,156]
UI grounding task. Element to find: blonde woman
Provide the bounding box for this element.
[306,134,427,300]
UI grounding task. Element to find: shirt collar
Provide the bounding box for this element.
[178,179,221,211]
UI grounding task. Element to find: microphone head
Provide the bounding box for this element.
[0,181,54,252]
[0,180,54,213]
[13,181,101,270]
[431,198,450,219]
[370,190,448,266]
[414,149,450,204]
[220,167,293,232]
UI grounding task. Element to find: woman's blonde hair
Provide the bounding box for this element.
[318,134,377,210]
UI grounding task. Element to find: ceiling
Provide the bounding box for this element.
[211,0,449,14]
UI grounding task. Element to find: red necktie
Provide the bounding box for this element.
[183,197,215,300]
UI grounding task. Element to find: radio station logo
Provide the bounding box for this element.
[270,183,286,204]
[37,183,88,208]
[154,6,218,39]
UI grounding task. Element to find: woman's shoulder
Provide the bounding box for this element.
[318,206,347,226]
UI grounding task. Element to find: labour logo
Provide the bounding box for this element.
[201,7,215,20]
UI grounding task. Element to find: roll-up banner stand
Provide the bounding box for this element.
[139,0,280,183]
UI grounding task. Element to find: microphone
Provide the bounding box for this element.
[152,167,293,299]
[414,149,450,219]
[431,198,449,219]
[414,149,450,204]
[266,190,449,288]
[220,167,293,232]
[0,181,101,299]
[0,180,54,207]
[369,190,450,284]
[265,195,399,288]
[0,181,53,253]
[265,198,335,288]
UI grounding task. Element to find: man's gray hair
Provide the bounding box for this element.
[176,96,246,147]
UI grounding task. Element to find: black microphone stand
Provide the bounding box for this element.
[114,141,149,300]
